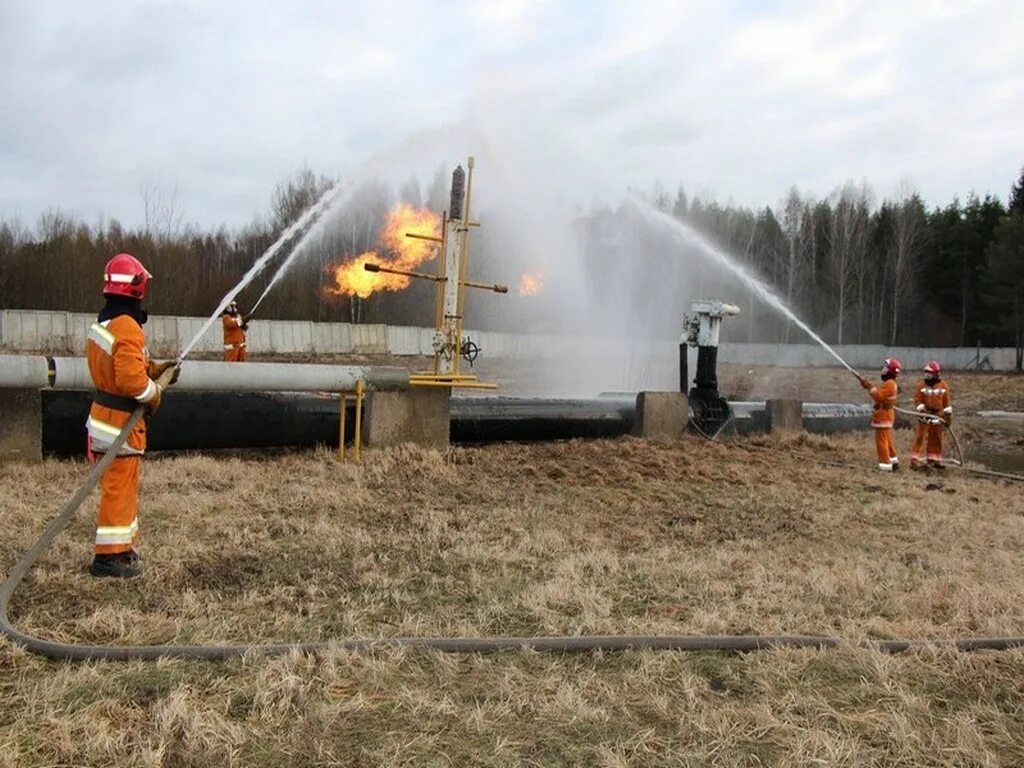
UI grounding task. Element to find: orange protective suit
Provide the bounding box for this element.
[910,378,951,466]
[868,378,899,470]
[86,315,160,555]
[222,313,247,362]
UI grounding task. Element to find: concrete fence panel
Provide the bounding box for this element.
[0,309,1019,370]
[351,324,388,354]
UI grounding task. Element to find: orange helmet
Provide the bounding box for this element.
[103,253,151,299]
[923,360,941,376]
[882,357,902,376]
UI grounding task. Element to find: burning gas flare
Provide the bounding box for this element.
[518,270,546,297]
[324,203,441,299]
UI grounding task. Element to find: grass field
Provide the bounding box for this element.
[3,424,1024,766]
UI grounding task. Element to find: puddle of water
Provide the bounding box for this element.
[965,447,1024,474]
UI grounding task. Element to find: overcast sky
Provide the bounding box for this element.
[1,0,1022,230]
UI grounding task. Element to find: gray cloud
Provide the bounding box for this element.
[0,0,1022,230]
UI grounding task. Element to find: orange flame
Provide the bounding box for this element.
[324,203,441,299]
[518,270,546,297]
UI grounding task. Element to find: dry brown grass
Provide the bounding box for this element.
[2,433,1024,766]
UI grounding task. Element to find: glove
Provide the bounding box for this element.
[916,403,926,412]
[243,313,254,323]
[943,411,953,427]
[146,384,163,416]
[149,360,181,386]
[858,376,871,390]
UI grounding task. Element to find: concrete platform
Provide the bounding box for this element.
[767,399,803,433]
[0,389,42,461]
[633,391,688,439]
[364,389,451,448]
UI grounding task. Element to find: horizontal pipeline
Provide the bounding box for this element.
[0,355,409,392]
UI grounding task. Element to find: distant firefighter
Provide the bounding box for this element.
[222,301,251,361]
[86,253,178,578]
[859,357,902,471]
[911,360,953,469]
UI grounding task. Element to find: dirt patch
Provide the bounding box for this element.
[185,552,264,594]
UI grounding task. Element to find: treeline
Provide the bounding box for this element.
[639,179,1023,352]
[1,166,1022,365]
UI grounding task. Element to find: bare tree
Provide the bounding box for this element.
[828,181,873,344]
[886,182,926,344]
[779,187,813,342]
[140,182,184,240]
[270,167,333,233]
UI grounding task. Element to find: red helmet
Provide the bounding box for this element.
[923,360,941,376]
[103,253,151,299]
[882,357,902,376]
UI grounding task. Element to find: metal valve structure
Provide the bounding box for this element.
[680,299,741,434]
[363,157,507,389]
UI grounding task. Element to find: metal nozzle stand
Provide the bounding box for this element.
[364,157,507,390]
[681,300,741,434]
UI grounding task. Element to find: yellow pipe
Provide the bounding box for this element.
[405,232,444,243]
[338,393,346,462]
[462,279,508,293]
[363,264,504,293]
[354,379,364,463]
[434,213,447,375]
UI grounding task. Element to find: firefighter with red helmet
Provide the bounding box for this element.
[85,253,178,578]
[910,360,952,469]
[859,357,902,471]
[222,300,250,362]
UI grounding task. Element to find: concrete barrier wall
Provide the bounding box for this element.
[0,309,1018,370]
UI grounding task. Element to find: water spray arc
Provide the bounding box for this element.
[642,199,976,464]
[178,180,349,351]
[632,200,862,379]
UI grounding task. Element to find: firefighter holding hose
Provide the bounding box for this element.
[222,300,251,362]
[910,360,953,469]
[86,253,178,578]
[859,357,902,471]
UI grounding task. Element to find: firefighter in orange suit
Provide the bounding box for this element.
[859,357,901,471]
[86,253,178,578]
[911,360,952,469]
[222,300,250,361]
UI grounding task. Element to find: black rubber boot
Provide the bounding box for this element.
[89,553,139,579]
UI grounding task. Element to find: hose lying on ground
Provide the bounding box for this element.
[4,378,1024,660]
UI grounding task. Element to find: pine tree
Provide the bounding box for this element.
[1009,166,1024,215]
[987,214,1024,368]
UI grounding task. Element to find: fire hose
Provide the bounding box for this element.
[892,406,965,467]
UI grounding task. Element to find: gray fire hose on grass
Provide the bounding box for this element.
[4,373,1024,660]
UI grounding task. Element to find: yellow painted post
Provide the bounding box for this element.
[338,393,346,462]
[353,379,364,463]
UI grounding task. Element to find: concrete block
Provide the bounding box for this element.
[0,389,42,461]
[767,399,802,433]
[364,388,450,448]
[633,391,688,439]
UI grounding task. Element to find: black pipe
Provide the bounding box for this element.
[679,342,688,394]
[450,396,635,443]
[693,345,719,397]
[43,391,352,456]
[40,392,886,457]
[449,165,466,220]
